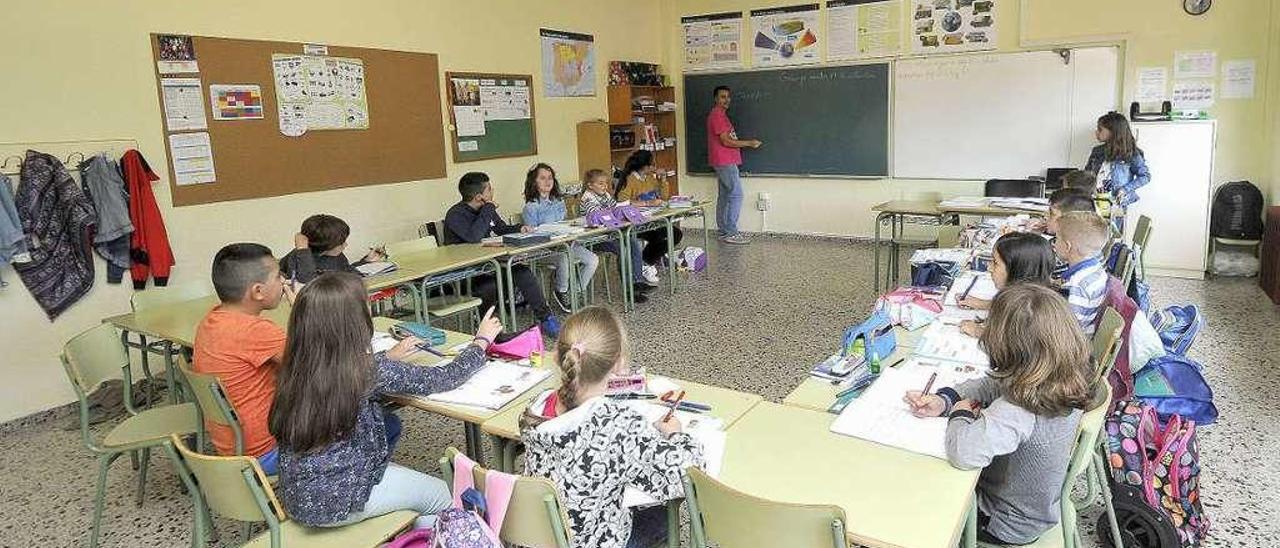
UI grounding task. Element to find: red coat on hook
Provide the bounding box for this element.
[120,149,174,288]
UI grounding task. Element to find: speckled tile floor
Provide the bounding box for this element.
[1,235,1276,547]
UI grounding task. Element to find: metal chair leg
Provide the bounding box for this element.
[135,447,151,507]
[90,453,122,548]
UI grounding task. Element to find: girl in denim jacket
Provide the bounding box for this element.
[1085,112,1150,232]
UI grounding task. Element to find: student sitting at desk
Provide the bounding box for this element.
[907,284,1096,545]
[1045,187,1096,236]
[193,243,294,474]
[444,171,559,336]
[580,168,654,304]
[280,214,385,284]
[522,162,599,312]
[520,307,703,548]
[616,150,682,283]
[1053,212,1110,337]
[270,272,502,530]
[958,232,1055,338]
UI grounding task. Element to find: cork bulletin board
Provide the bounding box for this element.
[149,34,447,206]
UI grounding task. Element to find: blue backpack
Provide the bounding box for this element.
[1133,355,1218,425]
[1149,305,1204,356]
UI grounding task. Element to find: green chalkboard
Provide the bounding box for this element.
[684,63,889,177]
[446,72,537,162]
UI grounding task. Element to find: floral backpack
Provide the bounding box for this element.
[433,452,517,547]
[1105,400,1210,546]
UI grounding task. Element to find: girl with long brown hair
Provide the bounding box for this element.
[269,272,502,529]
[520,306,703,548]
[905,283,1097,545]
[1084,111,1150,231]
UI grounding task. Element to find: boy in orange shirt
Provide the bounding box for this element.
[192,243,293,474]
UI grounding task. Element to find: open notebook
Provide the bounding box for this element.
[622,402,726,508]
[422,362,551,410]
[829,361,986,459]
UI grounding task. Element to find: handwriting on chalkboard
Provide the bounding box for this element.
[779,68,879,84]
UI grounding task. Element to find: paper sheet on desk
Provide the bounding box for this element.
[622,403,725,508]
[915,321,989,367]
[944,272,997,306]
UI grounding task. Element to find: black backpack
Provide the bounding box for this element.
[1209,181,1264,240]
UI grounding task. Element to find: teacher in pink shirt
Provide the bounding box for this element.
[707,86,762,245]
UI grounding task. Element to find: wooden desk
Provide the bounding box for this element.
[719,402,978,548]
[479,376,762,472]
[870,201,958,293]
[782,326,924,413]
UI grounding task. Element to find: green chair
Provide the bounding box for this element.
[440,447,573,548]
[61,324,200,548]
[977,385,1114,548]
[1089,307,1125,387]
[175,359,256,462]
[682,466,848,548]
[129,283,212,403]
[386,237,483,328]
[163,435,415,547]
[1131,215,1152,278]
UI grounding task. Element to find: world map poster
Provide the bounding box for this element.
[540,28,596,97]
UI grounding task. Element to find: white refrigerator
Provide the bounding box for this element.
[1126,120,1216,279]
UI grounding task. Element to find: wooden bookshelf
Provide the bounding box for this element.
[578,84,679,195]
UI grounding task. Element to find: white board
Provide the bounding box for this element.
[893,47,1118,180]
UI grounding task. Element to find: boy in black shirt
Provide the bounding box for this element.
[444,172,558,336]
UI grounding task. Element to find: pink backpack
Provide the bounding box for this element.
[433,453,518,547]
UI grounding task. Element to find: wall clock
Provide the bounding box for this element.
[1184,0,1211,16]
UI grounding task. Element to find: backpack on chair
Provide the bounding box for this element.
[1102,400,1211,547]
[433,452,518,547]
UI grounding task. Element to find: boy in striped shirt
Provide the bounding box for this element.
[1053,212,1110,336]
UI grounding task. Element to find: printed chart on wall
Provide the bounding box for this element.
[827,0,903,60]
[750,4,821,67]
[911,0,996,53]
[446,72,537,162]
[682,12,744,71]
[540,29,595,97]
[270,54,369,136]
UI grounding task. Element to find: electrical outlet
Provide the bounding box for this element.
[756,192,771,211]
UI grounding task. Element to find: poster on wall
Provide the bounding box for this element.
[271,54,369,132]
[750,4,821,67]
[911,0,996,54]
[540,29,596,97]
[209,84,264,120]
[827,0,903,60]
[156,34,199,73]
[682,12,744,71]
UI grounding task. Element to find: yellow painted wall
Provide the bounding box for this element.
[0,0,662,422]
[1271,0,1280,205]
[660,0,1277,237]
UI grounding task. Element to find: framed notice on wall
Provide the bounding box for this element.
[445,72,537,162]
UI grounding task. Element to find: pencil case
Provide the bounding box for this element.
[391,322,447,346]
[841,311,897,361]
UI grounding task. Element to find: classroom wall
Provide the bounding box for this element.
[1271,0,1280,205]
[660,0,1278,237]
[0,0,663,423]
